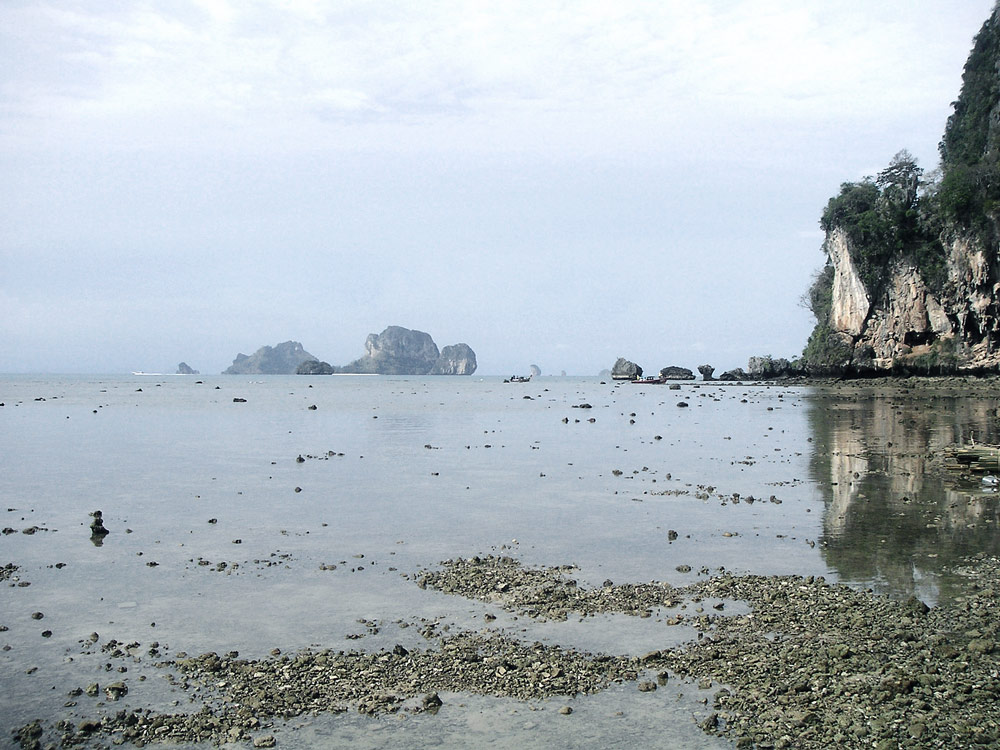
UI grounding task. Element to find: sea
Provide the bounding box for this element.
[1,374,998,749]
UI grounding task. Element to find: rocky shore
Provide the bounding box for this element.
[417,555,1000,749]
[16,554,999,750]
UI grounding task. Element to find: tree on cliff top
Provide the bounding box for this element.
[817,150,943,299]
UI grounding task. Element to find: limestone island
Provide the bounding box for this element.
[298,326,477,376]
[222,330,476,376]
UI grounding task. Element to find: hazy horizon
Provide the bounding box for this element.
[2,1,995,376]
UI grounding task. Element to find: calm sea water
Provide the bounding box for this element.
[1,374,998,748]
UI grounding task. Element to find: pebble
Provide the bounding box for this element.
[18,550,1000,750]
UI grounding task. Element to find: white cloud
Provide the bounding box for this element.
[2,0,990,159]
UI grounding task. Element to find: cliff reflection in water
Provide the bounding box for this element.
[808,387,1000,602]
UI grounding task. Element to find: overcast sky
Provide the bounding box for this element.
[1,1,995,375]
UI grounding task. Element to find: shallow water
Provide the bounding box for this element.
[1,374,998,748]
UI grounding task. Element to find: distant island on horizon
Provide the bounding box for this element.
[171,5,1000,391]
[219,326,477,376]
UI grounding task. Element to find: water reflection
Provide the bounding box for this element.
[807,388,1000,602]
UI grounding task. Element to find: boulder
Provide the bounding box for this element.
[659,366,695,380]
[89,510,109,538]
[718,368,747,381]
[747,356,797,379]
[698,364,715,380]
[611,357,643,380]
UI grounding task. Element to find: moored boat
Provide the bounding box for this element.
[630,375,666,384]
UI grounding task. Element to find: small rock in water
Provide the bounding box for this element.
[422,692,443,711]
[104,681,128,700]
[89,510,109,539]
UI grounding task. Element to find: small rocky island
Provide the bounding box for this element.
[611,357,643,380]
[610,358,705,381]
[223,342,317,375]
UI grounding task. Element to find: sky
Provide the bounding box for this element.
[1,0,996,376]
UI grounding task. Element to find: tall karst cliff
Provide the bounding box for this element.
[803,4,1000,375]
[335,326,477,375]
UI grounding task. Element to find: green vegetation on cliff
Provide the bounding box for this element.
[938,6,1000,240]
[802,5,1000,370]
[817,151,946,299]
[801,264,850,368]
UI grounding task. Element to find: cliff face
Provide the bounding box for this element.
[826,228,1000,372]
[429,344,478,375]
[827,220,1000,373]
[827,229,870,339]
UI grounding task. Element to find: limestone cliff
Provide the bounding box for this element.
[822,224,1000,373]
[336,326,477,375]
[825,230,962,370]
[804,5,1000,375]
[827,228,870,339]
[429,344,478,375]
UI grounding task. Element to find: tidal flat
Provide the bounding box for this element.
[1,374,998,749]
